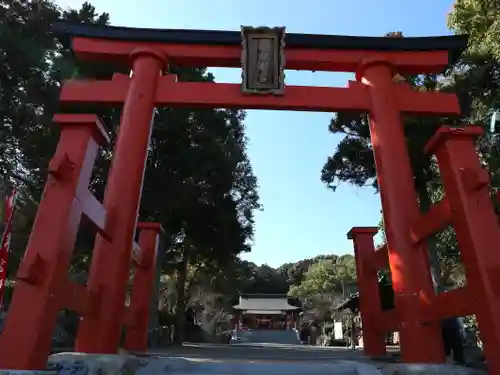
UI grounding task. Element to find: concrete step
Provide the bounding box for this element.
[237,330,300,345]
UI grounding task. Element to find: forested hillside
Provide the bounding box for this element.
[154,253,357,335]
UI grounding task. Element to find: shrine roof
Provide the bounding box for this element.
[53,21,468,66]
[239,293,290,299]
[233,296,299,311]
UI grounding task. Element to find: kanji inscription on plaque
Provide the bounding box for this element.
[241,26,286,95]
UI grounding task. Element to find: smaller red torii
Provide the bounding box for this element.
[349,126,500,373]
[0,115,163,368]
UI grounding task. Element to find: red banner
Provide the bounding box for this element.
[0,190,16,307]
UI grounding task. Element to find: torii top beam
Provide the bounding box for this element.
[52,21,468,74]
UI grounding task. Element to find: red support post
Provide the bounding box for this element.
[425,126,500,374]
[347,227,386,357]
[75,47,166,353]
[123,222,163,352]
[358,60,444,363]
[0,114,109,369]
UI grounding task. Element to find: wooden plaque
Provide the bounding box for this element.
[241,26,286,95]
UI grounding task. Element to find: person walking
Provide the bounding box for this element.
[345,318,357,350]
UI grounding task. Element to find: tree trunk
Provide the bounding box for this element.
[174,247,189,343]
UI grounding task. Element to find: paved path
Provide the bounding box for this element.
[143,343,400,363]
[49,344,485,374]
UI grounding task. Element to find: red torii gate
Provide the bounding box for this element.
[349,126,500,369]
[0,21,496,372]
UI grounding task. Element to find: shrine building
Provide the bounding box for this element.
[232,294,300,330]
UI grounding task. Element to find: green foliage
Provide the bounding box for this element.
[0,1,114,277]
[445,0,499,123]
[1,0,260,275]
[321,73,450,193]
[1,2,261,343]
[448,0,500,60]
[288,255,356,297]
[278,259,317,285]
[288,255,356,317]
[448,0,500,200]
[178,254,354,312]
[320,23,500,289]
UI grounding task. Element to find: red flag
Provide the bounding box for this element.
[0,190,16,307]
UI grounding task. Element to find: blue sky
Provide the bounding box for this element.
[56,0,455,267]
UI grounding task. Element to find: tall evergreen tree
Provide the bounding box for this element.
[0,1,261,342]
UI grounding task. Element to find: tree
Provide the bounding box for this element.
[137,93,260,341]
[320,32,473,290]
[1,1,261,344]
[288,255,356,319]
[320,33,451,195]
[1,1,112,280]
[0,0,59,182]
[443,1,500,290]
[448,0,500,61]
[448,0,500,190]
[279,259,318,286]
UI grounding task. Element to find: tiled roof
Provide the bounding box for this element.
[233,297,299,311]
